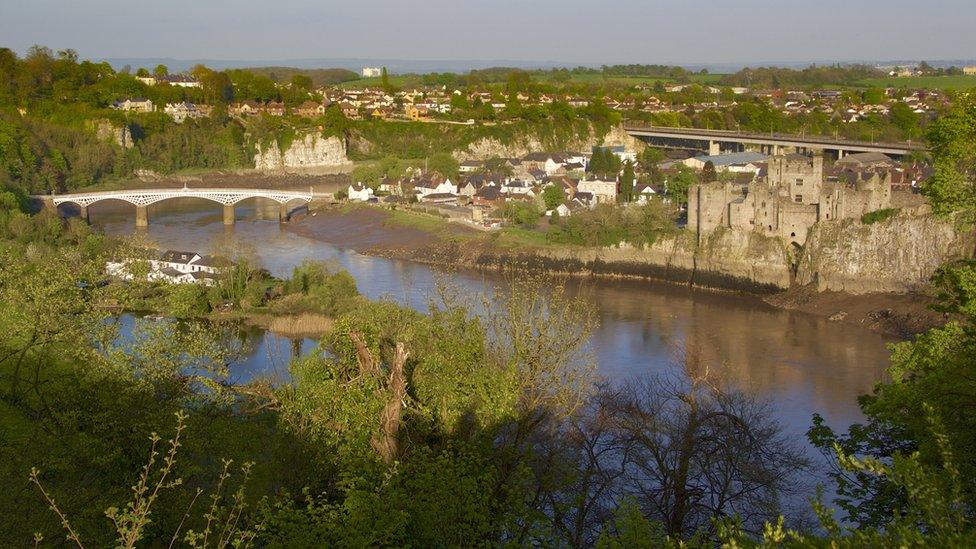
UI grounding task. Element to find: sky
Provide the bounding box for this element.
[3,0,975,67]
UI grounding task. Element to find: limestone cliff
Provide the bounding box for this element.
[450,227,790,293]
[457,124,645,161]
[253,133,349,171]
[796,212,974,294]
[89,119,133,149]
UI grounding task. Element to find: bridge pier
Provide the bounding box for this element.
[136,205,149,228]
[708,140,720,156]
[223,203,235,225]
[278,203,289,223]
[80,205,90,223]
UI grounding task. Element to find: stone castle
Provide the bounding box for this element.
[687,154,891,246]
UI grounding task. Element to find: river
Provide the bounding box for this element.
[89,197,892,477]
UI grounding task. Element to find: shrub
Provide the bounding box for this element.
[861,208,899,225]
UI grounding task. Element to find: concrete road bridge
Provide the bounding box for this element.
[622,124,927,158]
[36,187,316,227]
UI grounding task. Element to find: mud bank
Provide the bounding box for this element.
[285,206,949,338]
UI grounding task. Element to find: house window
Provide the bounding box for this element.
[795,195,802,202]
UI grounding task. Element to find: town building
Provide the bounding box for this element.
[112,98,154,113]
[362,67,383,78]
[348,182,375,202]
[577,177,618,204]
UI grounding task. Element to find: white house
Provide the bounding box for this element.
[459,160,483,173]
[634,184,657,205]
[545,203,573,218]
[577,178,617,204]
[106,250,222,286]
[362,67,382,78]
[152,250,221,275]
[348,182,375,202]
[163,102,207,123]
[501,179,536,196]
[414,177,456,198]
[113,98,154,113]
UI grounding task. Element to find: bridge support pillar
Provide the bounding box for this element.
[80,205,90,223]
[837,149,845,159]
[135,205,149,228]
[279,203,289,223]
[708,140,720,155]
[223,203,235,225]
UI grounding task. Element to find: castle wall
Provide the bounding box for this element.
[687,154,894,248]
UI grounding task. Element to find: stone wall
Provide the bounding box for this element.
[253,133,349,171]
[796,211,974,294]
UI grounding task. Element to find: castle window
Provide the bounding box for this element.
[795,195,802,202]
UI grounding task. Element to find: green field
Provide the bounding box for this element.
[339,75,420,89]
[857,75,976,90]
[543,73,725,86]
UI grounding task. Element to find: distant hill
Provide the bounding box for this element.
[243,66,360,86]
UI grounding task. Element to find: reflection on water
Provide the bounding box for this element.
[90,198,890,443]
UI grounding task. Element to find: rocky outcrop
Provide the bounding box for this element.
[442,227,791,293]
[457,124,645,161]
[696,227,793,290]
[796,212,974,294]
[89,119,133,149]
[253,133,349,171]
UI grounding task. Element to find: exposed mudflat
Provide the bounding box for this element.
[286,206,471,253]
[765,285,945,339]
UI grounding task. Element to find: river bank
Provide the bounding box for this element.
[285,204,945,338]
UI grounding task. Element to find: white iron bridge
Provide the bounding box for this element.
[38,187,316,226]
[46,187,314,208]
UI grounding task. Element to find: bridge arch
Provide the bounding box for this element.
[42,188,314,227]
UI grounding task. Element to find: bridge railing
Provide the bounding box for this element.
[622,123,927,151]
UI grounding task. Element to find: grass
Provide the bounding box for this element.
[856,75,976,90]
[492,226,552,249]
[543,73,726,87]
[268,313,334,338]
[385,208,453,233]
[861,208,900,225]
[339,75,419,89]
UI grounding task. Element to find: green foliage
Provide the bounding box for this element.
[542,183,565,210]
[860,207,899,224]
[547,200,678,247]
[922,92,976,216]
[498,199,541,227]
[426,151,459,180]
[809,260,976,530]
[588,146,622,176]
[278,260,360,316]
[701,160,717,183]
[619,161,635,202]
[665,165,697,205]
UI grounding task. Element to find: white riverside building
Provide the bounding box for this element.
[106,250,224,286]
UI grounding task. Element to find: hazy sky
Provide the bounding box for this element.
[3,0,974,65]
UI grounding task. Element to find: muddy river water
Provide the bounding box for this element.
[90,197,892,482]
